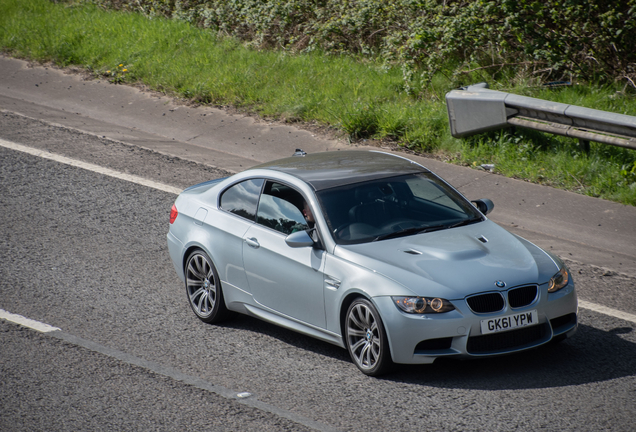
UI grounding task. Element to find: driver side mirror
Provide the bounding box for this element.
[472,198,495,215]
[285,230,315,248]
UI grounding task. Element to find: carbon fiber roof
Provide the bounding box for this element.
[250,150,428,190]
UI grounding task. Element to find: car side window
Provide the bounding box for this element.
[256,181,309,235]
[219,178,264,221]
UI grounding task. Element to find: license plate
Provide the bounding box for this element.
[480,310,539,335]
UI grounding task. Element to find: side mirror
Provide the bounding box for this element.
[285,230,315,248]
[472,198,495,215]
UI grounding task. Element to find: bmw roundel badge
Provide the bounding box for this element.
[495,280,506,288]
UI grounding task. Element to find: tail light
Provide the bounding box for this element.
[170,204,178,224]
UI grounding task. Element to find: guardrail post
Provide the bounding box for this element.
[579,139,591,154]
[445,84,636,151]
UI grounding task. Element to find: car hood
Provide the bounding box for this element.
[333,220,559,299]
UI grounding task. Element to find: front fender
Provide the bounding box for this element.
[323,253,414,336]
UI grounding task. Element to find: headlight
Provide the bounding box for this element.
[548,267,569,293]
[392,296,455,314]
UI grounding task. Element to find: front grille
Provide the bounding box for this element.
[508,285,538,308]
[467,323,548,354]
[466,293,504,313]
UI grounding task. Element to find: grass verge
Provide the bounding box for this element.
[1,0,635,205]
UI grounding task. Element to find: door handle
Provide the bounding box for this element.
[245,237,260,248]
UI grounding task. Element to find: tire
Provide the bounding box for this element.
[184,249,234,324]
[345,298,393,376]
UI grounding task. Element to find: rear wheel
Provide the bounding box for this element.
[345,298,392,376]
[185,249,234,323]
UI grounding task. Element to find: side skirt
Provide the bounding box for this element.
[243,303,345,348]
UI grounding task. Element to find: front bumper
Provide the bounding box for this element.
[375,281,578,365]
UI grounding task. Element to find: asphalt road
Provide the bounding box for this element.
[2,54,635,277]
[1,113,635,431]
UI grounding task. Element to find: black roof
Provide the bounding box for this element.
[251,150,429,190]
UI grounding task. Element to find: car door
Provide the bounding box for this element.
[215,177,264,291]
[242,180,327,328]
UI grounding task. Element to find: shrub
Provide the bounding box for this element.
[87,0,636,94]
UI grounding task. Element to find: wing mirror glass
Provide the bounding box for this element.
[472,198,495,215]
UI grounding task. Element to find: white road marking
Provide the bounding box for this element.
[0,138,183,195]
[0,308,339,432]
[1,139,635,326]
[579,300,636,325]
[0,308,61,332]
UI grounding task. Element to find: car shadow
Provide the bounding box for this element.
[218,314,352,363]
[221,317,635,389]
[384,324,636,390]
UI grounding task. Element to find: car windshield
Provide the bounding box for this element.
[316,172,483,245]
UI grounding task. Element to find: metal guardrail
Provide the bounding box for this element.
[445,83,636,151]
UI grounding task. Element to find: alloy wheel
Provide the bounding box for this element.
[186,252,217,319]
[347,302,382,370]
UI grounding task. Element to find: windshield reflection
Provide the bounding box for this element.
[317,173,483,245]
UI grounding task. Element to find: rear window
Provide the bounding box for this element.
[256,181,309,235]
[219,178,264,221]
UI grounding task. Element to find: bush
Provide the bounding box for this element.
[87,0,636,94]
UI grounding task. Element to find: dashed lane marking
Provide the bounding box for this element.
[579,300,636,325]
[0,139,338,430]
[2,138,635,431]
[0,308,340,432]
[2,138,635,326]
[0,309,61,333]
[0,138,183,195]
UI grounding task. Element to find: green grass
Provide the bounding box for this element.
[459,130,636,204]
[1,0,635,205]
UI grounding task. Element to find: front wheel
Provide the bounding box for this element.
[345,298,393,376]
[184,249,234,324]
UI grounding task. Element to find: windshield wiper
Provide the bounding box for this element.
[447,216,483,229]
[373,224,447,241]
[373,217,483,242]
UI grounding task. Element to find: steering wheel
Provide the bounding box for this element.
[379,219,419,232]
[333,223,351,238]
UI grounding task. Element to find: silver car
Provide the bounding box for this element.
[167,150,577,376]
